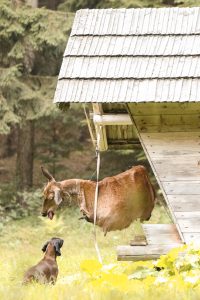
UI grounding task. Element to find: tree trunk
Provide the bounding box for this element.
[52,121,57,178]
[16,120,35,191]
[26,0,38,7]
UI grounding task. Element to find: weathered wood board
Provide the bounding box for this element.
[140,131,200,244]
[168,195,200,211]
[103,103,200,116]
[100,103,200,147]
[117,224,182,261]
[183,233,200,244]
[143,224,182,244]
[175,212,200,218]
[163,182,200,195]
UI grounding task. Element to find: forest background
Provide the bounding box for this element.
[0,0,198,225]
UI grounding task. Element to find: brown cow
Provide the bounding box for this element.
[41,166,155,235]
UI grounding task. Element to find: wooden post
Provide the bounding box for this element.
[93,114,132,126]
[92,104,108,151]
[83,105,96,148]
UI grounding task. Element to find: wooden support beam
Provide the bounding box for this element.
[92,104,108,151]
[93,114,132,126]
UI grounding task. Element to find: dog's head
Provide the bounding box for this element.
[41,166,64,220]
[42,237,64,256]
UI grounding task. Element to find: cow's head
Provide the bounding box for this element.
[41,166,63,220]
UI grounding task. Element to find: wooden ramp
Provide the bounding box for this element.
[118,131,200,261]
[141,132,200,244]
[117,224,182,261]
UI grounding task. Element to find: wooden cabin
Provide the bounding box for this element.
[54,8,200,260]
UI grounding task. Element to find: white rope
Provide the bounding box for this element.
[83,104,96,147]
[93,126,103,264]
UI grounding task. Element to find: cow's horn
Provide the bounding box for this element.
[41,166,55,181]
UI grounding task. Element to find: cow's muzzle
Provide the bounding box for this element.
[41,212,47,217]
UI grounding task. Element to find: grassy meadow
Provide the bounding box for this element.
[1,205,200,300]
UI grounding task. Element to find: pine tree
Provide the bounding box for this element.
[58,0,200,12]
[0,0,74,191]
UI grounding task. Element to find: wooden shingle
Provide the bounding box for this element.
[55,7,200,104]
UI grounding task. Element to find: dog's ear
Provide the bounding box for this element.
[54,243,61,256]
[59,239,64,248]
[42,241,49,252]
[54,239,64,256]
[54,189,63,205]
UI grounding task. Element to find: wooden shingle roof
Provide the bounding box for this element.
[54,7,200,103]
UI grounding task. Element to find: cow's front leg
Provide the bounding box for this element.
[78,189,93,222]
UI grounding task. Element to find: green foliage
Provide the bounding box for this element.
[0,184,42,222]
[58,0,200,13]
[35,105,88,178]
[0,1,74,134]
[0,2,73,71]
[175,0,200,6]
[0,211,199,300]
[76,245,200,297]
[96,0,165,8]
[58,0,166,12]
[58,0,100,11]
[0,69,56,133]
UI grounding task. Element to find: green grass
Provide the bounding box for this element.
[1,205,200,300]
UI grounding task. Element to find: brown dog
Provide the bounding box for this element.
[23,237,64,284]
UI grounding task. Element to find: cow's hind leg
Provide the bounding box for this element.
[130,219,147,246]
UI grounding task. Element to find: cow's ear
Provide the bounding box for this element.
[54,189,63,205]
[41,166,55,182]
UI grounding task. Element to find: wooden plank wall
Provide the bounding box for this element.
[102,103,139,145]
[129,102,200,244]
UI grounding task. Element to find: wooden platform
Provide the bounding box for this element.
[117,224,183,261]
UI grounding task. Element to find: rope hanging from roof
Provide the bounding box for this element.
[93,126,103,264]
